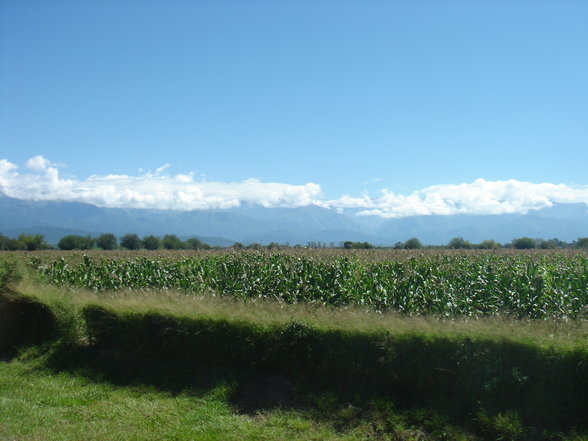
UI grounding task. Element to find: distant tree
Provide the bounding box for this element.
[404,237,423,249]
[448,237,472,249]
[142,235,161,250]
[574,237,588,248]
[185,237,204,250]
[0,234,43,251]
[96,233,117,250]
[512,237,536,249]
[267,242,280,250]
[5,234,49,251]
[58,235,94,250]
[478,239,499,249]
[0,234,25,250]
[343,241,374,249]
[162,234,185,250]
[232,242,243,249]
[0,234,10,251]
[393,241,404,250]
[120,233,141,250]
[538,238,566,249]
[247,243,262,250]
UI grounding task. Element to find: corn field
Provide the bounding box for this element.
[29,251,588,319]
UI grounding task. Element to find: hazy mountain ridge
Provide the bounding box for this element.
[1,195,587,245]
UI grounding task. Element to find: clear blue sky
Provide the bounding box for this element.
[1,1,587,214]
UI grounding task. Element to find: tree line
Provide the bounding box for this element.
[0,233,213,251]
[1,233,587,251]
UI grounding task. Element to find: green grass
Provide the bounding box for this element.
[3,252,588,440]
[1,357,386,441]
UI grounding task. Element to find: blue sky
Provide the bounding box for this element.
[1,1,587,216]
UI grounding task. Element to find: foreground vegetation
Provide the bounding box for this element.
[2,356,390,441]
[2,251,588,440]
[28,250,588,319]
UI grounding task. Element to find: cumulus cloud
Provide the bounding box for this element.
[1,156,587,216]
[25,155,63,172]
[334,178,588,218]
[0,156,322,210]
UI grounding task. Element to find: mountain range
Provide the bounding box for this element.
[1,195,587,246]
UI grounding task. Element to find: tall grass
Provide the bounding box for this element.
[29,252,588,319]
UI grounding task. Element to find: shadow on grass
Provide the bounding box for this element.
[7,301,586,440]
[0,290,57,360]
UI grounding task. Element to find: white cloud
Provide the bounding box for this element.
[1,157,588,216]
[26,155,61,172]
[0,156,323,210]
[348,178,588,218]
[155,163,170,174]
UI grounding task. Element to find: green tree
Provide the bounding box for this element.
[448,237,472,249]
[162,234,185,250]
[96,233,117,250]
[58,235,94,250]
[574,237,588,248]
[404,237,423,249]
[142,235,161,250]
[17,234,48,251]
[478,239,499,249]
[342,241,374,249]
[120,233,141,250]
[538,238,565,249]
[0,234,25,250]
[0,234,10,251]
[185,237,203,250]
[512,237,536,249]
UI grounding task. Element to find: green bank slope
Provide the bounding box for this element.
[1,256,588,440]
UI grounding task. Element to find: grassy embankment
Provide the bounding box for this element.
[1,252,588,440]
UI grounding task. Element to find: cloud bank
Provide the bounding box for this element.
[0,157,322,210]
[331,179,588,218]
[1,156,588,217]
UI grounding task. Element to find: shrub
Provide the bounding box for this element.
[120,234,141,250]
[96,233,117,250]
[404,237,423,249]
[142,235,161,250]
[512,237,536,250]
[58,235,94,250]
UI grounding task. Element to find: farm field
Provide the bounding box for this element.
[27,249,588,319]
[1,249,588,440]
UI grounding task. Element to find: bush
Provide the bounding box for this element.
[96,233,117,250]
[58,235,94,250]
[575,237,588,249]
[404,238,423,249]
[448,237,472,249]
[142,235,161,250]
[512,237,536,250]
[162,234,185,250]
[478,240,499,249]
[0,234,49,251]
[120,234,141,250]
